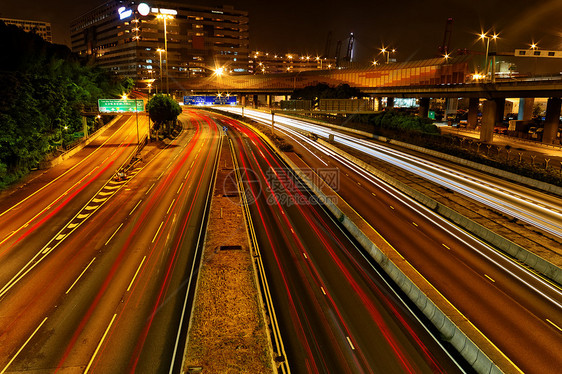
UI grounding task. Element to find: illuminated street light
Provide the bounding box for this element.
[156,13,174,95]
[372,59,378,66]
[156,48,164,93]
[479,32,499,81]
[530,43,538,50]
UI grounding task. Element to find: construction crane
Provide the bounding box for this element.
[335,40,342,66]
[344,32,355,62]
[439,18,453,57]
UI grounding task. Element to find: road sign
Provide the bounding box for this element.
[223,126,228,132]
[98,99,145,113]
[183,95,237,106]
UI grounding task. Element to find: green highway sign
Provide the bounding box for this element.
[98,99,145,113]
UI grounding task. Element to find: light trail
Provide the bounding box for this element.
[217,107,562,239]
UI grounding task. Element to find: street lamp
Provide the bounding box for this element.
[156,48,164,94]
[380,47,396,64]
[479,32,498,80]
[156,13,174,95]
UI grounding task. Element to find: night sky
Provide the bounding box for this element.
[2,0,562,64]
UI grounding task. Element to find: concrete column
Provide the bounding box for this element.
[445,98,458,121]
[467,97,479,129]
[543,97,561,144]
[266,94,272,108]
[494,98,505,124]
[386,97,394,109]
[252,94,258,108]
[518,98,534,121]
[480,99,496,142]
[241,95,247,107]
[418,97,430,118]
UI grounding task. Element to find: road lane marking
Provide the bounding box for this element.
[105,223,123,246]
[1,317,48,374]
[152,222,164,243]
[546,319,562,332]
[158,171,165,180]
[442,243,450,250]
[389,205,394,210]
[84,314,117,374]
[129,200,142,216]
[320,287,326,295]
[484,274,496,283]
[127,256,146,291]
[346,336,355,350]
[98,191,113,196]
[371,192,376,197]
[84,205,98,211]
[303,252,308,259]
[167,199,175,215]
[145,183,155,195]
[92,198,107,203]
[68,223,79,229]
[77,213,90,219]
[55,234,66,241]
[66,257,96,294]
[41,247,51,254]
[177,182,184,194]
[412,222,418,227]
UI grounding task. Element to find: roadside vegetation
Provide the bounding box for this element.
[146,94,182,140]
[0,21,130,189]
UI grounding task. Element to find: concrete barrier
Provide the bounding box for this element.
[318,138,562,285]
[40,115,121,169]
[241,121,505,374]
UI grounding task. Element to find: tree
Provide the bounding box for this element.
[146,94,182,139]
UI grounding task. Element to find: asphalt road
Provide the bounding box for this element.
[0,110,221,373]
[270,121,562,374]
[219,107,562,239]
[219,112,467,374]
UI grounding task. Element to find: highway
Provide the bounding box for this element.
[217,107,562,240]
[218,111,466,373]
[0,111,220,373]
[214,107,562,373]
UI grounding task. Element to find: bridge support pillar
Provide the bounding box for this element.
[494,98,506,124]
[375,97,382,111]
[266,94,272,108]
[445,98,458,121]
[418,97,430,118]
[241,95,247,107]
[467,97,479,129]
[543,97,561,144]
[480,99,497,142]
[517,98,534,121]
[386,97,394,109]
[252,94,258,108]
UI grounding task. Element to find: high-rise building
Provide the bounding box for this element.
[0,18,52,42]
[70,0,249,87]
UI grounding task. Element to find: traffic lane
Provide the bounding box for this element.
[0,115,201,372]
[51,113,213,373]
[0,118,145,290]
[340,134,562,238]
[224,107,561,238]
[228,122,463,373]
[0,114,147,250]
[281,128,562,373]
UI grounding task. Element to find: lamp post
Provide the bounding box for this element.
[156,13,174,95]
[156,48,164,94]
[479,32,498,81]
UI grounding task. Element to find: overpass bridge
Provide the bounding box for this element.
[154,56,562,144]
